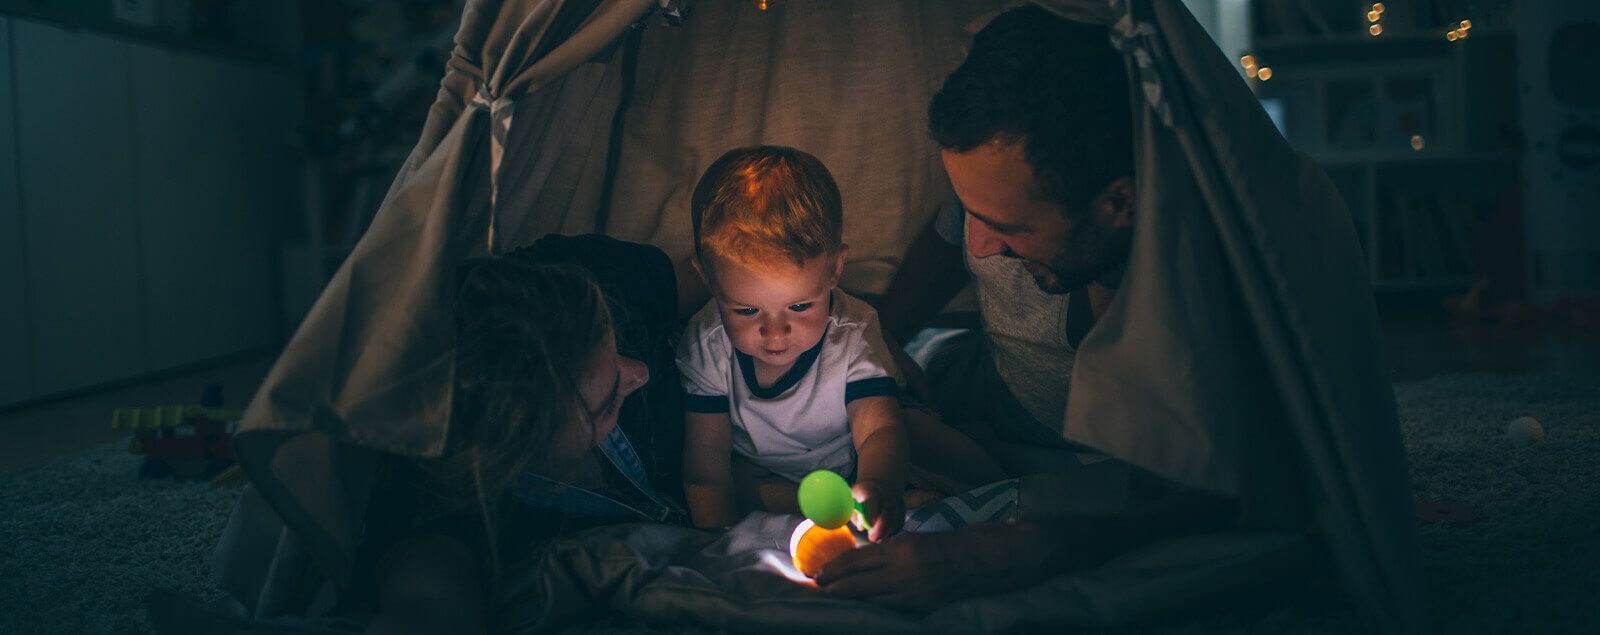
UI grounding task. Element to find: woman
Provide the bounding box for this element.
[369,233,708,633]
[204,233,706,634]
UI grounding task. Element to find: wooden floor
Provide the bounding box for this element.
[1,310,1595,474]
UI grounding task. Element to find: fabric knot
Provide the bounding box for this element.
[1107,0,1175,127]
[473,85,515,255]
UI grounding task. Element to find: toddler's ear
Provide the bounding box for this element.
[832,246,849,281]
[691,255,711,289]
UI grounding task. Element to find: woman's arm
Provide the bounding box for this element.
[847,395,909,541]
[683,411,738,528]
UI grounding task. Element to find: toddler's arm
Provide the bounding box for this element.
[683,411,738,528]
[848,395,909,541]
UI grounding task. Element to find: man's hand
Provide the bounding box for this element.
[852,479,904,542]
[816,489,1240,611]
[815,520,1093,611]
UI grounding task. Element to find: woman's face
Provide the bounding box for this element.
[565,330,649,456]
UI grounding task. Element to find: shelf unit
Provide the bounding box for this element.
[1249,24,1519,292]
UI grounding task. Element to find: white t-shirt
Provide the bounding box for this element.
[677,289,900,482]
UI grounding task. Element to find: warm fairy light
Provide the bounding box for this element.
[1368,10,1381,23]
[1461,19,1472,29]
[1411,134,1425,150]
[1447,30,1459,41]
[1370,23,1384,36]
[756,0,768,9]
[1372,3,1385,13]
[1256,67,1273,81]
[1241,54,1257,69]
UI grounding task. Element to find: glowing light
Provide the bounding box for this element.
[1370,24,1383,36]
[1373,3,1385,13]
[1411,134,1425,150]
[1460,19,1472,29]
[1447,31,1459,41]
[1240,54,1257,69]
[757,0,768,9]
[1256,67,1273,81]
[761,548,813,585]
[788,519,859,579]
[1368,10,1381,22]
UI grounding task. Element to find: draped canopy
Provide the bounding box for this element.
[223,0,1422,629]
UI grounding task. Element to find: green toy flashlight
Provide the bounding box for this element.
[797,469,868,530]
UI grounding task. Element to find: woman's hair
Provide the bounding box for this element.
[928,5,1134,217]
[447,255,611,496]
[690,145,844,272]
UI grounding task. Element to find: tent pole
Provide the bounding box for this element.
[593,27,643,235]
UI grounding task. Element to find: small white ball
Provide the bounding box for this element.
[1506,416,1545,444]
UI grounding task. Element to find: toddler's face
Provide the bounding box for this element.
[706,251,842,372]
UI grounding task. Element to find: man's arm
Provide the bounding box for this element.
[877,212,970,345]
[815,488,1239,609]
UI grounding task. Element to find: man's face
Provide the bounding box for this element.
[941,140,1132,294]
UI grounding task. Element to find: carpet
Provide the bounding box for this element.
[2,372,1596,633]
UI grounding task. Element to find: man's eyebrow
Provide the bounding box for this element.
[965,208,1028,232]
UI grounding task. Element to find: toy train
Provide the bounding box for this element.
[111,405,242,480]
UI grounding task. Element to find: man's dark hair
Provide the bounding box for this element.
[929,5,1134,215]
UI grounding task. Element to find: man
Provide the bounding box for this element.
[819,6,1420,630]
[818,5,1238,609]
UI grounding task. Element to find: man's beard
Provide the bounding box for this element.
[1023,224,1132,294]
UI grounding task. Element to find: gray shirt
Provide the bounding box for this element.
[936,196,1076,437]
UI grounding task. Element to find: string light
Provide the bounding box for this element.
[756,0,769,10]
[1370,24,1383,36]
[1367,3,1385,37]
[1411,134,1425,151]
[1256,67,1273,81]
[1241,54,1265,80]
[1448,19,1472,42]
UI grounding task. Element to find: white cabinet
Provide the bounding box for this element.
[0,17,35,404]
[1,17,298,407]
[13,19,148,396]
[130,45,286,370]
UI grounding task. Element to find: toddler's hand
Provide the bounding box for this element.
[852,480,904,542]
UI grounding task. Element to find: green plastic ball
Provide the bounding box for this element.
[797,469,855,529]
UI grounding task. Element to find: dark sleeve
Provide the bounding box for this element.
[503,235,686,501]
[505,234,678,358]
